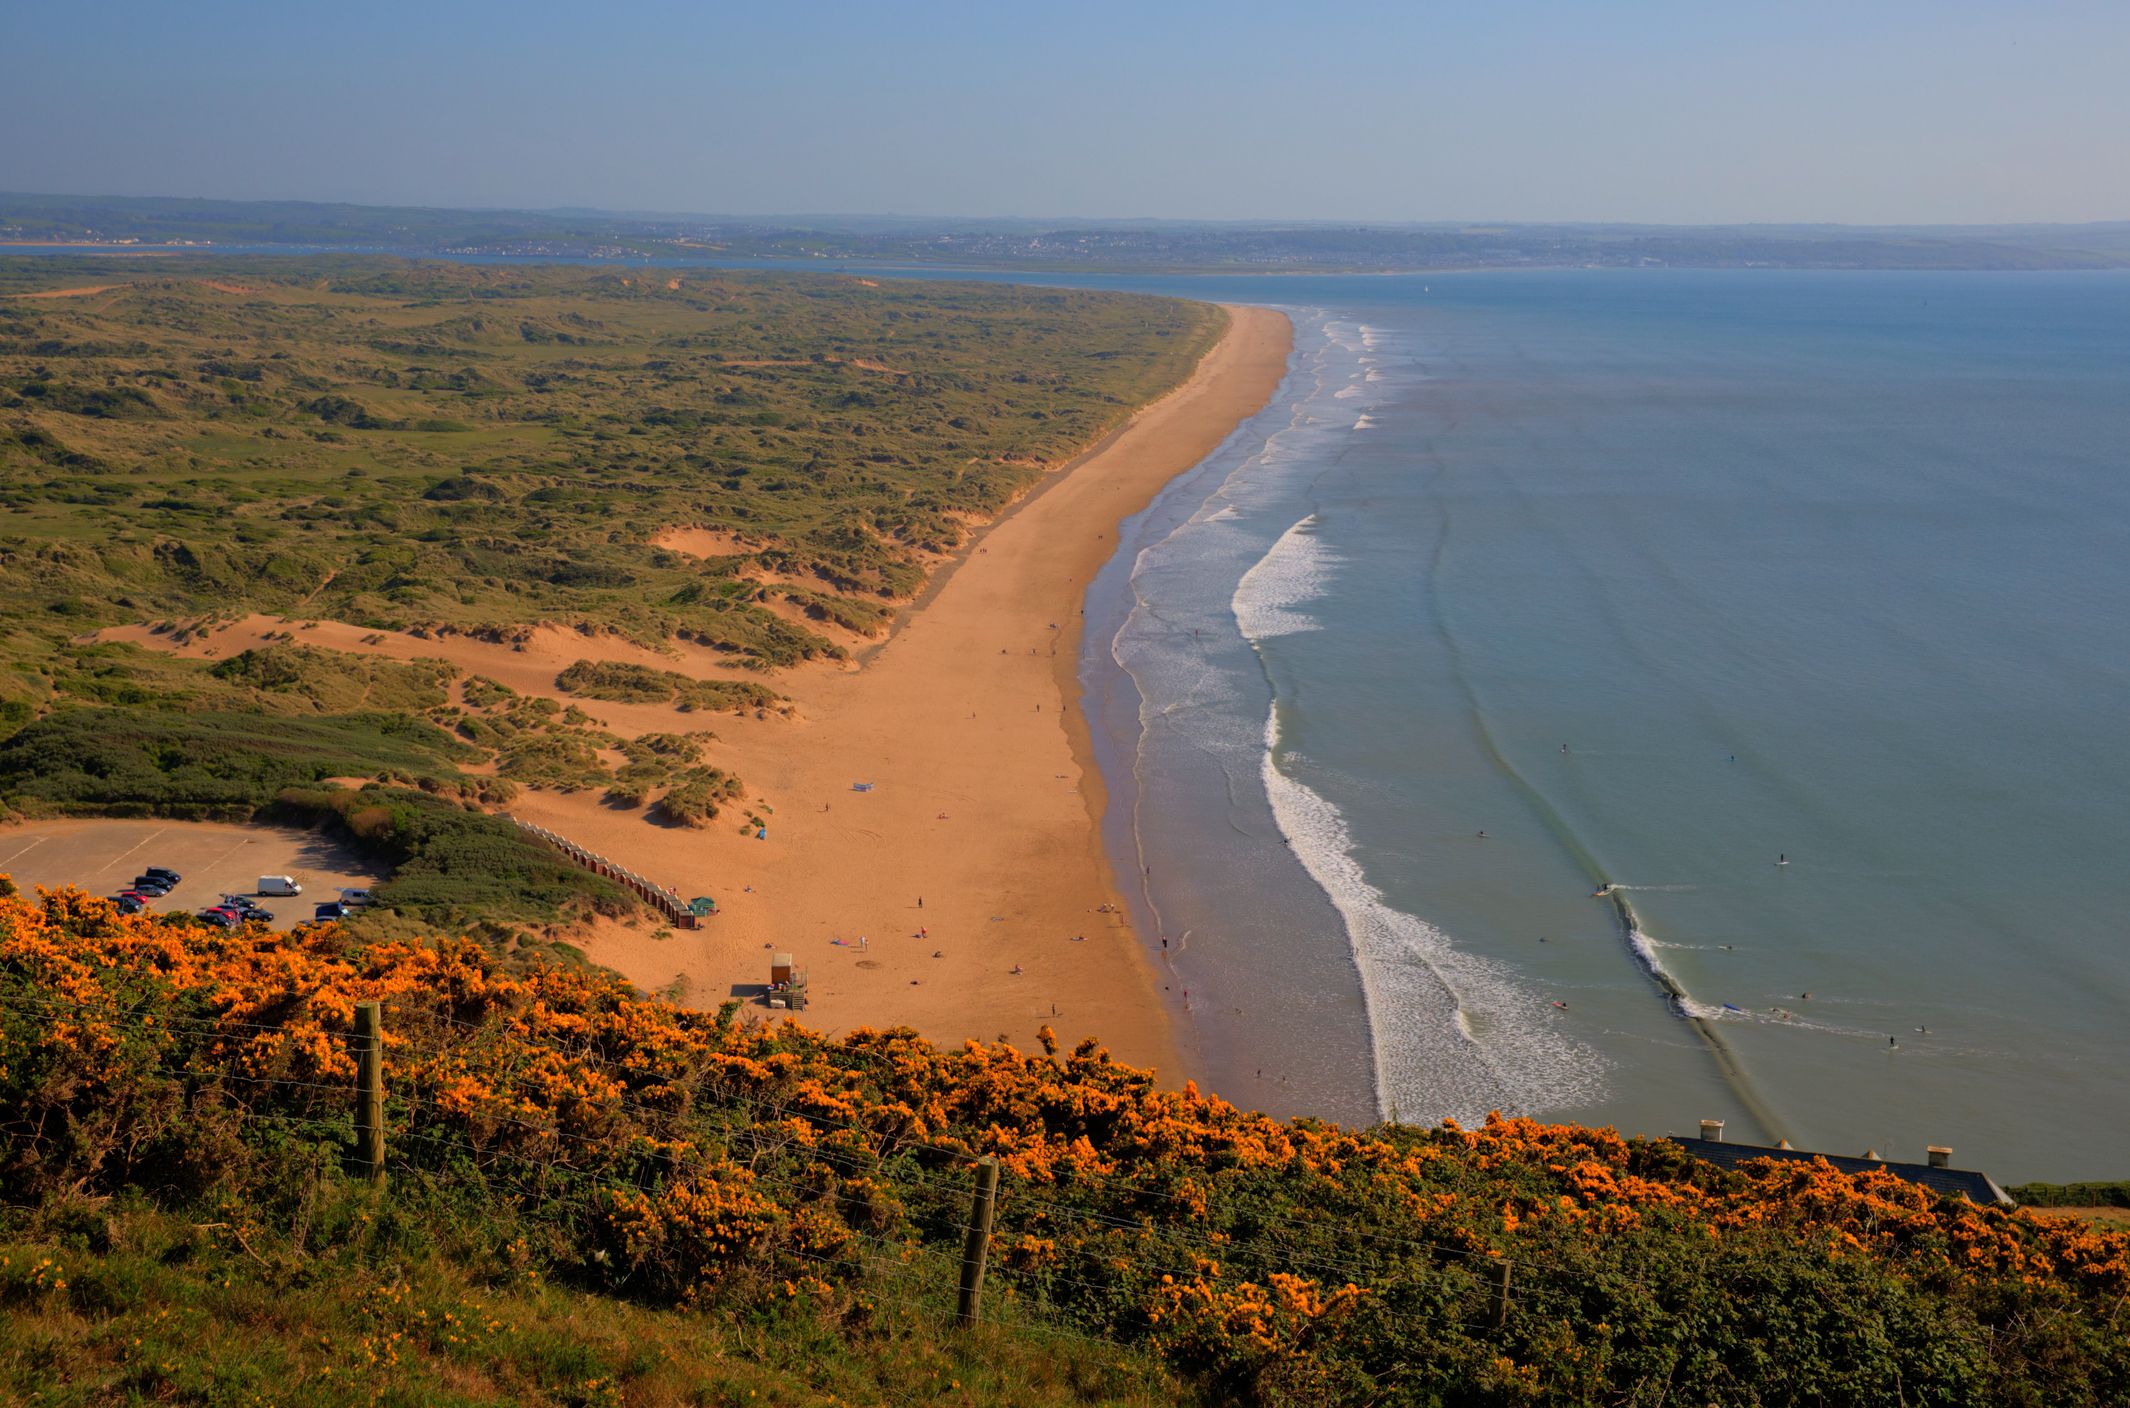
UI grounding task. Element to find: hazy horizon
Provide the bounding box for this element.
[6,1,2127,226]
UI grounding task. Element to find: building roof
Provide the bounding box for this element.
[1667,1137,2013,1205]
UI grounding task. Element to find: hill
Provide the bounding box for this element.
[4,884,2126,1405]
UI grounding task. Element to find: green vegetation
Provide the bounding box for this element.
[0,1210,1170,1407]
[0,257,1217,920]
[278,785,627,928]
[5,903,2128,1407]
[2008,1180,2130,1209]
[0,707,479,821]
[555,658,780,713]
[0,258,1220,671]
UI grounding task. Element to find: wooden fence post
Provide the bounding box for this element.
[957,1157,1001,1327]
[354,1000,385,1184]
[1495,1257,1512,1329]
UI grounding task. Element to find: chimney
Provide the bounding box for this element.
[1775,1139,1793,1150]
[1699,1119,1725,1143]
[1927,1146,1952,1169]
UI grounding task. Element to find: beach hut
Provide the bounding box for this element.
[770,951,794,986]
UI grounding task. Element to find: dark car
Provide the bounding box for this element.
[114,895,146,915]
[221,895,262,912]
[145,867,181,884]
[197,908,241,929]
[314,901,349,922]
[132,878,173,895]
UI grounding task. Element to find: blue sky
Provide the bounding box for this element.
[5,1,2125,223]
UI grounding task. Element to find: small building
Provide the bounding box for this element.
[767,951,807,1011]
[1670,1122,2012,1205]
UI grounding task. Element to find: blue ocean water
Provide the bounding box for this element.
[1087,271,2130,1182]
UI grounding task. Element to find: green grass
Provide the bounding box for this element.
[555,659,780,713]
[0,1202,1180,1408]
[2008,1180,2130,1209]
[0,259,1222,670]
[276,785,629,928]
[0,707,477,821]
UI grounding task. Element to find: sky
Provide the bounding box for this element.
[5,0,2127,225]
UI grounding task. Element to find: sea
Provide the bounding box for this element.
[1082,270,2130,1184]
[17,244,2127,1180]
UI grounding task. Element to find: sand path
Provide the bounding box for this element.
[99,305,1293,1078]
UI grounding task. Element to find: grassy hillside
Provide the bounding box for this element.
[4,887,2125,1406]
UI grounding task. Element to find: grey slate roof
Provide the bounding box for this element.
[1667,1137,2013,1205]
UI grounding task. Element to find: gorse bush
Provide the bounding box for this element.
[4,890,2126,1405]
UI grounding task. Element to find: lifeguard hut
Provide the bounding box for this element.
[767,950,808,1011]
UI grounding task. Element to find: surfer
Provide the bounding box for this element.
[1477,830,1487,839]
[1591,884,1612,898]
[1777,854,1788,866]
[1551,1000,1569,1010]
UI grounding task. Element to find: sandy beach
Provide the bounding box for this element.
[103,303,1292,1077]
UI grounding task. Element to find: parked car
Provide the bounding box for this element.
[197,908,241,929]
[338,888,376,907]
[257,875,302,897]
[145,867,182,885]
[221,895,262,912]
[116,890,151,904]
[314,901,348,922]
[114,896,145,915]
[132,879,173,896]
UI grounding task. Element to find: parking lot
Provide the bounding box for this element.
[0,818,381,932]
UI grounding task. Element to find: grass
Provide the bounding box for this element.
[0,1202,1181,1407]
[0,258,1222,670]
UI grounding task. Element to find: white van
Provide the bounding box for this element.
[258,875,303,897]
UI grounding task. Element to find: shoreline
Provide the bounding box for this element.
[93,304,1293,1079]
[548,301,1293,1075]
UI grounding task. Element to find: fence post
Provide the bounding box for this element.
[956,1157,1001,1328]
[354,1000,386,1184]
[1495,1257,1512,1329]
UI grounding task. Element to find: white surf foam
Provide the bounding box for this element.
[1262,717,1607,1123]
[1354,414,1377,430]
[1232,514,1338,639]
[1334,385,1363,400]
